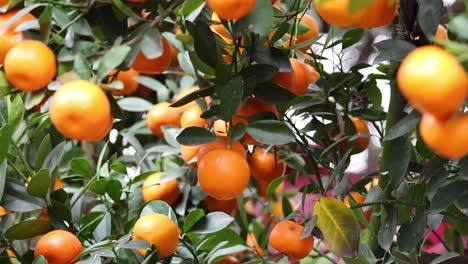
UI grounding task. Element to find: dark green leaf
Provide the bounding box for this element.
[384,111,421,141]
[397,210,427,251]
[176,127,217,146]
[170,86,214,108]
[430,182,467,213]
[185,20,217,67]
[141,200,178,225]
[241,0,273,36]
[189,51,215,75]
[5,220,51,239]
[384,136,412,189]
[0,124,10,164]
[218,76,243,121]
[27,169,50,198]
[43,141,68,172]
[183,209,205,233]
[106,179,122,202]
[342,28,365,49]
[246,120,295,145]
[0,160,6,202]
[378,208,397,250]
[96,45,131,81]
[7,95,24,134]
[374,39,416,61]
[35,134,51,170]
[71,158,93,178]
[430,252,460,264]
[417,0,443,38]
[254,82,296,105]
[191,212,234,234]
[89,179,108,195]
[252,45,291,72]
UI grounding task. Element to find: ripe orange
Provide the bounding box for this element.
[435,25,448,41]
[344,192,372,225]
[173,86,211,112]
[246,233,264,256]
[54,179,64,191]
[285,14,319,52]
[0,206,8,216]
[249,148,284,182]
[313,0,366,28]
[180,104,207,128]
[181,145,201,167]
[86,115,113,142]
[207,0,256,21]
[364,177,379,192]
[397,46,468,119]
[269,220,314,259]
[304,62,320,84]
[351,117,370,151]
[359,0,397,28]
[232,97,278,144]
[142,172,180,206]
[419,113,468,159]
[197,139,246,161]
[110,68,139,96]
[289,58,311,96]
[273,68,296,94]
[132,213,179,258]
[170,44,179,66]
[204,196,238,215]
[146,102,182,137]
[34,230,83,264]
[4,40,56,92]
[215,256,240,264]
[50,81,112,141]
[0,10,37,65]
[132,36,172,74]
[197,149,250,200]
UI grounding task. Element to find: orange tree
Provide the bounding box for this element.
[0,0,467,263]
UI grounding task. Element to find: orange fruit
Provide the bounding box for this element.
[435,25,448,41]
[269,220,314,259]
[304,63,320,84]
[364,178,379,192]
[132,213,179,258]
[181,104,207,128]
[53,179,64,191]
[313,0,366,28]
[204,196,238,215]
[132,36,172,74]
[249,148,284,182]
[170,44,180,66]
[146,102,182,137]
[173,86,211,112]
[359,0,397,28]
[419,113,468,159]
[0,10,37,65]
[232,97,278,144]
[142,172,180,206]
[197,149,250,200]
[110,68,139,96]
[397,46,468,119]
[289,58,311,96]
[4,40,56,92]
[86,115,113,142]
[285,14,319,52]
[197,139,246,161]
[0,206,8,216]
[215,256,240,264]
[34,230,83,264]
[213,119,229,137]
[344,192,372,225]
[207,0,256,21]
[6,249,15,258]
[246,233,263,256]
[181,145,201,167]
[273,69,296,94]
[351,117,370,151]
[50,81,112,141]
[211,13,231,39]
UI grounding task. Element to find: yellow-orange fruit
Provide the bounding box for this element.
[146,102,182,137]
[142,172,180,206]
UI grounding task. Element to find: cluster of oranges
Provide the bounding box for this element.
[398,46,468,159]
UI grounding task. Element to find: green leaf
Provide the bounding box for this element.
[252,46,291,72]
[96,45,131,81]
[35,134,51,170]
[43,141,68,172]
[3,180,43,212]
[7,95,24,134]
[430,181,467,213]
[348,0,373,11]
[5,219,52,239]
[417,0,443,38]
[141,200,178,225]
[170,86,214,108]
[27,169,50,198]
[71,158,93,178]
[89,179,108,195]
[106,179,122,202]
[134,76,169,102]
[176,127,217,146]
[0,124,10,164]
[241,64,278,84]
[384,111,421,141]
[267,176,286,197]
[229,123,246,142]
[241,0,273,36]
[218,76,243,121]
[183,209,205,233]
[140,27,162,59]
[377,208,397,251]
[254,82,296,105]
[342,28,365,49]
[430,252,460,264]
[191,212,234,234]
[0,70,11,98]
[74,53,92,80]
[182,0,205,22]
[118,97,153,112]
[313,197,360,258]
[246,120,295,145]
[186,20,217,67]
[374,39,416,61]
[110,0,141,20]
[397,210,427,252]
[448,14,468,41]
[384,136,412,189]
[189,51,215,76]
[0,160,6,202]
[33,255,49,264]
